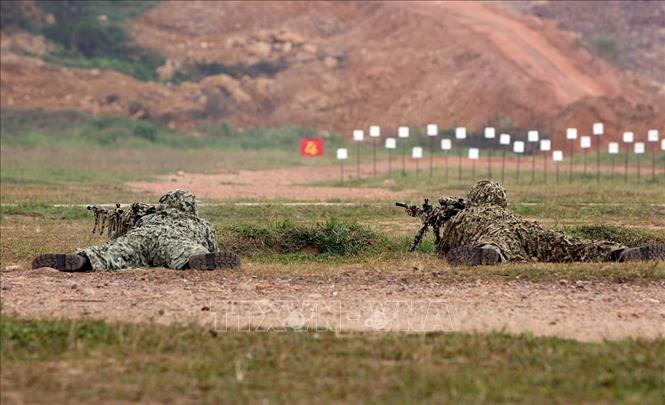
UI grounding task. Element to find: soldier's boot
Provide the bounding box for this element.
[446,244,501,266]
[617,244,665,262]
[187,251,240,270]
[31,253,92,272]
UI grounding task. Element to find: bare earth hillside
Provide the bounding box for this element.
[1,1,663,148]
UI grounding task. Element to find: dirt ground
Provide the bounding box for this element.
[129,157,663,201]
[130,160,410,200]
[3,2,663,143]
[2,267,664,342]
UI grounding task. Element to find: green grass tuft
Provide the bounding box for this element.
[220,219,391,256]
[570,224,665,246]
[2,316,664,403]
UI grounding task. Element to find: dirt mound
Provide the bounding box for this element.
[1,1,663,149]
[513,0,665,89]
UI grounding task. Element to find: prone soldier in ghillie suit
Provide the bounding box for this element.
[398,180,665,266]
[32,190,240,271]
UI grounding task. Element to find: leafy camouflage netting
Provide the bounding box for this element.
[401,180,627,263]
[81,189,217,270]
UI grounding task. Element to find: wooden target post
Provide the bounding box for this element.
[540,139,551,184]
[499,133,511,183]
[469,148,479,181]
[455,127,466,181]
[566,128,577,183]
[353,130,364,179]
[581,136,591,177]
[369,125,381,177]
[662,139,665,178]
[593,122,603,183]
[441,138,452,182]
[398,126,409,176]
[412,146,423,177]
[608,142,619,179]
[553,150,563,184]
[622,131,634,183]
[337,148,348,184]
[426,124,438,177]
[527,130,539,183]
[513,141,525,184]
[647,129,659,182]
[484,127,496,179]
[635,142,645,183]
[385,137,396,177]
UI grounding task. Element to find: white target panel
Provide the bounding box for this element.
[648,129,659,142]
[634,142,645,154]
[455,127,467,140]
[580,136,591,149]
[427,124,438,136]
[553,150,563,161]
[412,147,423,159]
[441,139,452,150]
[499,133,511,145]
[353,130,364,141]
[369,125,381,137]
[398,126,410,138]
[385,137,396,149]
[566,128,578,140]
[513,141,525,153]
[593,122,604,136]
[540,139,551,151]
[468,148,479,160]
[484,127,496,139]
[623,131,634,143]
[608,142,619,154]
[336,148,348,160]
[528,130,539,142]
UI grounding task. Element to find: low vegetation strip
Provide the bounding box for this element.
[571,224,665,247]
[1,316,663,403]
[220,219,393,256]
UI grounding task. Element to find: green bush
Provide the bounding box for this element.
[14,1,165,81]
[221,219,387,256]
[591,37,620,63]
[133,121,157,141]
[570,224,665,246]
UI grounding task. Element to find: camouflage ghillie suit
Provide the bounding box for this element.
[81,190,218,270]
[438,181,625,262]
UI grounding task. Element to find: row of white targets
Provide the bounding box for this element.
[336,124,664,183]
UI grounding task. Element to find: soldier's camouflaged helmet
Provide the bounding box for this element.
[158,189,198,215]
[467,180,507,207]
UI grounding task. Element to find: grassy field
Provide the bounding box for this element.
[2,112,665,403]
[2,317,664,404]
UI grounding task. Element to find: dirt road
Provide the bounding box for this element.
[3,267,664,342]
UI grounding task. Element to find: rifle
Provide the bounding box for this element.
[86,202,157,239]
[396,198,434,251]
[397,197,467,252]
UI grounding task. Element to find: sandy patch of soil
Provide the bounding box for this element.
[3,267,664,342]
[130,160,413,200]
[129,156,663,201]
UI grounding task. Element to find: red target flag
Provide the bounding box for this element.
[300,138,324,157]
